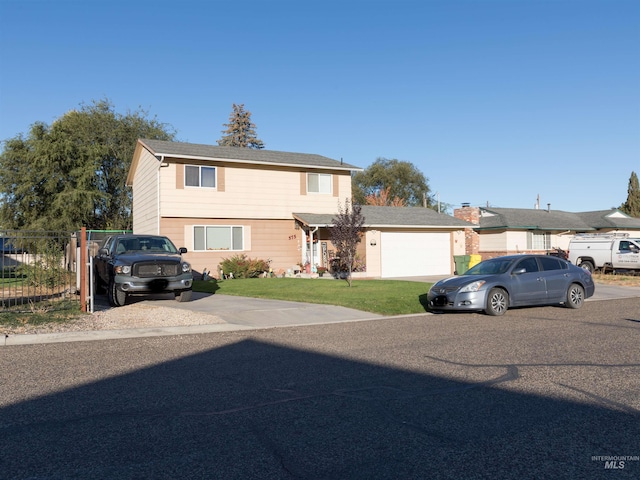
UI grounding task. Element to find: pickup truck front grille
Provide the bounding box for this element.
[133,262,180,278]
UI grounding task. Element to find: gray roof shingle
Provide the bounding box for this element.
[294,206,474,228]
[139,139,362,171]
[478,207,640,231]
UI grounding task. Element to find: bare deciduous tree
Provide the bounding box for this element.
[330,199,365,287]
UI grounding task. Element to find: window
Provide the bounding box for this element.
[307,173,332,194]
[515,257,540,273]
[527,232,550,250]
[538,256,567,271]
[194,226,243,251]
[185,165,216,188]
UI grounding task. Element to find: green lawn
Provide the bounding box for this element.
[193,277,434,316]
[0,300,83,329]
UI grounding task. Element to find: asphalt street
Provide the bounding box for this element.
[1,293,639,479]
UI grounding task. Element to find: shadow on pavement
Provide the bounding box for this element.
[1,338,638,479]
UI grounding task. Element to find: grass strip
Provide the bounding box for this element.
[193,277,433,316]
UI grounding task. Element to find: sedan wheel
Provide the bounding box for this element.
[485,288,508,316]
[565,283,585,309]
[108,279,127,307]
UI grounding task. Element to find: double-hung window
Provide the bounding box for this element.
[185,165,216,188]
[307,173,332,194]
[527,232,551,250]
[194,226,243,251]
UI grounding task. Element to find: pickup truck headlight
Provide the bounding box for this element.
[114,265,131,275]
[182,262,192,273]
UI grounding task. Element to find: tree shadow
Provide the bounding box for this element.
[1,337,638,479]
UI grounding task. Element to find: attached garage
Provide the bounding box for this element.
[381,232,451,277]
[293,206,473,279]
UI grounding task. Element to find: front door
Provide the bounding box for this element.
[509,257,547,305]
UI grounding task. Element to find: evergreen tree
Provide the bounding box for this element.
[330,199,365,287]
[0,99,174,231]
[620,171,640,217]
[217,104,264,149]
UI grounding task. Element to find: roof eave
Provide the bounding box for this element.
[139,140,362,172]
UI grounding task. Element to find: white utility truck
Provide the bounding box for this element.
[568,233,640,273]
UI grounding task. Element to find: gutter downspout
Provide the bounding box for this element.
[157,155,168,235]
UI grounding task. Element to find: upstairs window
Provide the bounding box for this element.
[307,173,332,194]
[185,165,216,188]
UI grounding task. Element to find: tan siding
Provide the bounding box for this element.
[159,163,352,219]
[175,163,184,189]
[300,172,306,195]
[217,166,225,192]
[132,149,160,234]
[159,217,303,276]
[333,174,339,197]
[365,230,381,277]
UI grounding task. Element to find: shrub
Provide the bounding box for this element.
[218,254,270,279]
[16,246,72,289]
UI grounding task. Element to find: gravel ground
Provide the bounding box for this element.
[2,302,226,336]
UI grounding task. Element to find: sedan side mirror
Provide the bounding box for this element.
[512,267,527,275]
[179,247,188,254]
[98,247,109,257]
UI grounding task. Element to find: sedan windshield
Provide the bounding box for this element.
[464,258,514,275]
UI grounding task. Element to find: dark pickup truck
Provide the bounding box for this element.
[93,234,193,307]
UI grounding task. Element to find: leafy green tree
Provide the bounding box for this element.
[352,157,433,208]
[330,199,365,287]
[0,99,175,231]
[217,103,264,149]
[620,171,640,217]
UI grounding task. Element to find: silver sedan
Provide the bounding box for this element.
[427,254,595,316]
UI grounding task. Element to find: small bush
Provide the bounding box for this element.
[218,254,270,279]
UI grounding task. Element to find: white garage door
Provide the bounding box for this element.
[381,232,451,277]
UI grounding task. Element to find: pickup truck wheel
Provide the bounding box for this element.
[578,261,594,273]
[108,279,127,307]
[565,283,585,309]
[175,289,192,302]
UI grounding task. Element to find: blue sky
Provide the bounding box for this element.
[1,0,638,213]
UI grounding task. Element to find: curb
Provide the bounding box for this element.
[2,323,254,346]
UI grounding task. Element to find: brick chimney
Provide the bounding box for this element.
[454,204,480,255]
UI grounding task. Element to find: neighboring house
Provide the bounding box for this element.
[127,139,472,278]
[454,205,640,259]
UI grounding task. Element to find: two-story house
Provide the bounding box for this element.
[127,139,472,278]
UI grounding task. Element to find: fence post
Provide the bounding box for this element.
[80,227,87,312]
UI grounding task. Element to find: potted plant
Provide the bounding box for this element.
[316,266,327,277]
